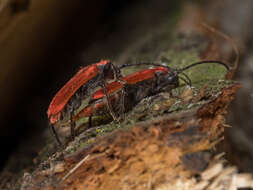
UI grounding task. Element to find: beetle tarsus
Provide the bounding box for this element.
[50,123,62,146]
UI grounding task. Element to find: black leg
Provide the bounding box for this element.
[101,83,118,121]
[88,115,92,128]
[50,124,62,146]
[119,84,127,120]
[70,110,75,140]
[111,63,123,79]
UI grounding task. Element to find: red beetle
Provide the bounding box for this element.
[74,60,229,127]
[47,60,123,145]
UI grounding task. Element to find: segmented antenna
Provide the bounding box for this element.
[176,60,229,73]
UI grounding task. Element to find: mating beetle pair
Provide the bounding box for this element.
[47,60,229,145]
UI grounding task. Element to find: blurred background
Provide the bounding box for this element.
[0,0,253,181]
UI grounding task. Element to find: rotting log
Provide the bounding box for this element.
[21,81,253,190]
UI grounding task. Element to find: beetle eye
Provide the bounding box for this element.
[103,62,113,76]
[104,62,112,70]
[166,73,179,85]
[168,76,174,82]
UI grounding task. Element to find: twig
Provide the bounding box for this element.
[61,154,90,182]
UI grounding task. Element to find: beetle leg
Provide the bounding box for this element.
[112,63,122,78]
[70,108,75,140]
[119,83,128,120]
[49,123,62,146]
[119,90,125,120]
[88,115,92,128]
[112,63,128,116]
[101,82,119,121]
[112,63,127,120]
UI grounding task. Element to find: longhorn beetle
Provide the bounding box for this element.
[73,60,229,128]
[47,60,124,145]
[48,23,237,146]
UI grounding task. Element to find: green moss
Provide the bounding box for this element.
[161,49,228,84]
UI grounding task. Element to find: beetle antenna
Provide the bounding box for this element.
[179,72,192,86]
[119,62,168,69]
[178,76,191,86]
[177,60,229,73]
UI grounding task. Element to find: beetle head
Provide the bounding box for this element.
[97,60,115,80]
[154,70,179,92]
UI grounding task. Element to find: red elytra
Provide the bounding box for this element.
[78,100,106,117]
[47,60,116,124]
[76,66,171,118]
